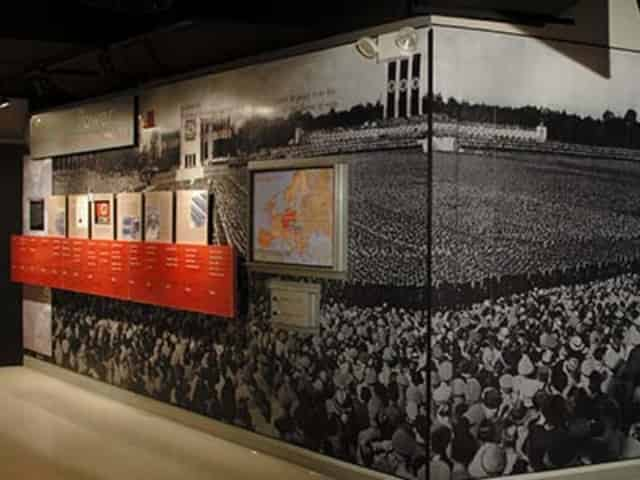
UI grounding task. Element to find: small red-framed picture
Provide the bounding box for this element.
[94,200,111,225]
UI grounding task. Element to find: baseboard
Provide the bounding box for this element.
[23,356,391,480]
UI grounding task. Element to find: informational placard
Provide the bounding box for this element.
[91,193,115,240]
[144,191,174,243]
[116,192,142,241]
[267,279,321,331]
[47,195,67,237]
[176,190,208,245]
[30,96,136,159]
[23,285,52,357]
[11,235,236,318]
[68,194,89,239]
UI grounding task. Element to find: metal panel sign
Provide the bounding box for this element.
[30,96,136,158]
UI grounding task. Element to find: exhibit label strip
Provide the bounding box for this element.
[10,235,236,318]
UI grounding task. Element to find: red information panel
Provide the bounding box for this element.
[83,240,100,295]
[157,244,181,309]
[67,239,88,293]
[60,238,73,289]
[108,241,129,300]
[10,236,237,318]
[204,246,236,317]
[92,240,112,297]
[175,245,209,313]
[35,237,53,287]
[49,238,65,289]
[137,243,162,304]
[10,236,26,283]
[127,242,145,301]
[24,236,40,285]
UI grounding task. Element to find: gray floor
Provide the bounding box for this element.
[0,366,332,480]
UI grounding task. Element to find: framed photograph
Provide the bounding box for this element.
[68,194,89,239]
[248,157,348,278]
[47,195,67,237]
[144,191,174,243]
[116,193,142,242]
[29,199,45,231]
[90,193,115,240]
[94,200,111,225]
[176,190,209,245]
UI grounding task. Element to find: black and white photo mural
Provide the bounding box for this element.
[30,26,430,480]
[430,26,640,479]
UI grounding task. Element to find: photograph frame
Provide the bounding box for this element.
[247,156,349,279]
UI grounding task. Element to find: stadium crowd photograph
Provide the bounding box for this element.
[50,291,428,480]
[429,273,640,479]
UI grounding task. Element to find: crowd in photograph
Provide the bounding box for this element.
[349,151,427,287]
[429,273,640,479]
[50,291,427,480]
[432,150,640,285]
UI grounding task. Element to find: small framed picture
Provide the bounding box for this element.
[29,199,45,231]
[94,200,111,225]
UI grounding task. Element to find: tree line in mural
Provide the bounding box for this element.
[433,94,640,150]
[233,102,385,154]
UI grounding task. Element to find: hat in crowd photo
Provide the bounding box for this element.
[518,354,535,377]
[540,333,559,350]
[433,383,452,404]
[466,378,482,405]
[581,358,598,378]
[499,374,514,391]
[541,349,555,365]
[566,357,580,373]
[569,335,587,353]
[482,387,502,410]
[497,327,510,341]
[438,361,453,383]
[468,443,506,479]
[452,378,466,397]
[521,379,543,408]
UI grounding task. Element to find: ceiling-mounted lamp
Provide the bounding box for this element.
[0,96,10,109]
[355,36,379,60]
[394,26,419,55]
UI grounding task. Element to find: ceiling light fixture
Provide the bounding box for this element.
[355,36,379,60]
[394,27,419,55]
[0,96,10,109]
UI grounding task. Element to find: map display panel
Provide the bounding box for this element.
[253,168,334,267]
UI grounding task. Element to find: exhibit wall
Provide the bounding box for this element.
[429,25,640,479]
[24,27,430,479]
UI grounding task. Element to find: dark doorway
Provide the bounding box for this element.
[0,144,24,366]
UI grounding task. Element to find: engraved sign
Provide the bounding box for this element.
[267,280,321,331]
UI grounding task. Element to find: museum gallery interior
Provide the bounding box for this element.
[5,1,640,479]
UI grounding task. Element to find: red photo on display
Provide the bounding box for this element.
[94,200,111,225]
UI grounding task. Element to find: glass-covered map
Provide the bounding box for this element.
[253,168,334,267]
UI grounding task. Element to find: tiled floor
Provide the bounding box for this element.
[0,366,332,480]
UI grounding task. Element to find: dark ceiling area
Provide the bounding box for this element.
[0,0,580,111]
